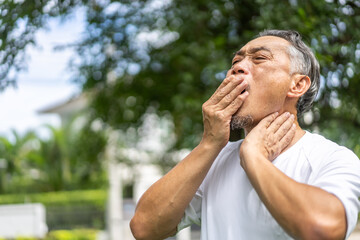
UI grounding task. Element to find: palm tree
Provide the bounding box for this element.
[0,130,38,193]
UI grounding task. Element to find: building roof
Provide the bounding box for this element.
[37,94,88,116]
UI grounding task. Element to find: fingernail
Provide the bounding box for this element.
[290,114,295,120]
[285,112,290,117]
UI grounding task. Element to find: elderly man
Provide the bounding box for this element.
[130,30,360,240]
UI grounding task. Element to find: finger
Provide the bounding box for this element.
[211,75,234,96]
[223,91,249,116]
[257,112,279,129]
[226,69,232,78]
[272,114,295,144]
[274,114,295,135]
[267,112,292,133]
[210,75,242,104]
[277,123,296,151]
[216,80,248,110]
[208,76,244,104]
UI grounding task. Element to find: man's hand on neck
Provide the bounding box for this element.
[240,112,297,167]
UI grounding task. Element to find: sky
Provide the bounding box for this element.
[0,10,85,139]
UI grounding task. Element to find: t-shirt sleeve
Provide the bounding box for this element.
[309,148,360,238]
[177,189,202,232]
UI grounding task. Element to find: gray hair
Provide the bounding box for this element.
[257,30,320,116]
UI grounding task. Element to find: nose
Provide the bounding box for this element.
[231,60,249,75]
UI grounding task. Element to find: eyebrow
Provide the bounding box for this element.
[235,46,273,57]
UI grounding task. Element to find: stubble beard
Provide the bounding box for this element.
[230,114,254,130]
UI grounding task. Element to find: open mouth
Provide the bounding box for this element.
[241,86,249,94]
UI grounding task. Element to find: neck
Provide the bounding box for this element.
[244,117,305,154]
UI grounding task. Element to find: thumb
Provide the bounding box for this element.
[259,112,279,128]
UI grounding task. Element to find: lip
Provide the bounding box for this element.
[241,85,250,94]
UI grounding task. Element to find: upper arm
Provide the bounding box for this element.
[310,149,360,238]
[162,228,178,239]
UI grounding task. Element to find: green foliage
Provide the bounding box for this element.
[1,0,360,158]
[46,229,98,240]
[69,0,360,151]
[13,237,37,240]
[0,190,106,232]
[0,130,38,193]
[0,115,108,194]
[0,189,107,207]
[0,0,83,89]
[0,229,99,240]
[66,122,107,189]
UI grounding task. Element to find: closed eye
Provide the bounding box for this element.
[254,56,266,60]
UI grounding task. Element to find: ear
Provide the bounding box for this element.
[287,74,311,98]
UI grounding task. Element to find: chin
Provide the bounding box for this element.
[230,114,254,130]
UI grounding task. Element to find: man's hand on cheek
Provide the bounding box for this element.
[239,112,296,167]
[201,75,248,150]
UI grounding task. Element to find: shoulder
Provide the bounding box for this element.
[302,132,357,158]
[303,133,360,238]
[301,131,360,171]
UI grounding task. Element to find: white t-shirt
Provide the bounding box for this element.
[178,131,360,239]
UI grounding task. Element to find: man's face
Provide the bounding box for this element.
[229,36,293,129]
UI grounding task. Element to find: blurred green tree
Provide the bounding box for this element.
[0,117,107,194]
[26,118,108,192]
[0,130,38,193]
[0,0,82,89]
[1,0,360,159]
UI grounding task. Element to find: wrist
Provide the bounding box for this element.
[240,148,268,172]
[199,138,225,155]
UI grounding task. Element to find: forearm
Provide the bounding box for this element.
[130,71,248,239]
[243,155,346,240]
[130,141,222,240]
